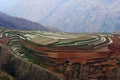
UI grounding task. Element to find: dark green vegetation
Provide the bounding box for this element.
[20,45,49,67]
[6,31,51,68]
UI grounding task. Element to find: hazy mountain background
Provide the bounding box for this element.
[0,0,120,32]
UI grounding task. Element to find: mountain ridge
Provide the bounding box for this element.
[44,0,120,32]
[0,0,120,32]
[0,11,49,31]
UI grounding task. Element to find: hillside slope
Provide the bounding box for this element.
[0,42,61,80]
[0,12,49,31]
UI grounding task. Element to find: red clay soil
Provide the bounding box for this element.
[0,35,8,45]
[1,34,120,64]
[0,34,120,80]
[109,34,120,52]
[19,35,120,64]
[1,34,120,80]
[45,52,111,64]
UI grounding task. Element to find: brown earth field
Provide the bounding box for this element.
[1,31,120,80]
[21,34,120,80]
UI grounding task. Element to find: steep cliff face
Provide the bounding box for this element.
[0,45,61,80]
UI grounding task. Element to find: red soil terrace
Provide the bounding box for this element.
[19,34,120,64]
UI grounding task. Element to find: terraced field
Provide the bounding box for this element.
[1,30,120,80]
